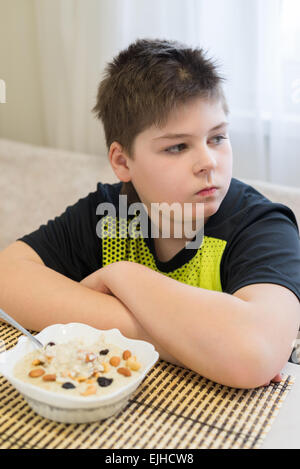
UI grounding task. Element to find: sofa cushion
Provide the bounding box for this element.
[0,138,118,250]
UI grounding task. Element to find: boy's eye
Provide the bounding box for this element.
[164,143,187,154]
[210,135,228,145]
[164,135,228,154]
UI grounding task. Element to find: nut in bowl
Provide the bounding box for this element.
[0,323,159,423]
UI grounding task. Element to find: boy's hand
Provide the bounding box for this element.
[80,266,113,296]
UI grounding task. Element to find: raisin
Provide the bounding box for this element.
[99,349,109,355]
[62,382,76,389]
[97,377,113,387]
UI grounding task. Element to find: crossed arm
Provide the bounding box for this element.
[1,241,298,389]
[80,260,300,389]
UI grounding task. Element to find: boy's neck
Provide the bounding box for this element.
[153,236,191,263]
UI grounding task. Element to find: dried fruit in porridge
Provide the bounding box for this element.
[15,337,142,397]
[109,356,121,367]
[97,377,113,387]
[126,356,142,371]
[29,368,45,378]
[42,374,56,382]
[117,367,131,377]
[62,382,76,389]
[32,359,44,366]
[122,350,131,360]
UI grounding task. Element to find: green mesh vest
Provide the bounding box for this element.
[100,215,227,292]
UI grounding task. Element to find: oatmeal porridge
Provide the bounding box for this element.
[13,336,142,397]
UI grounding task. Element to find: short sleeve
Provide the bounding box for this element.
[17,190,102,281]
[221,205,300,302]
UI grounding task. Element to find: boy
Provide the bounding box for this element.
[0,39,299,389]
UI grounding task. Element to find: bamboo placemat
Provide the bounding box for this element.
[0,323,295,449]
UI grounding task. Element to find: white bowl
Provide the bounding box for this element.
[0,323,159,423]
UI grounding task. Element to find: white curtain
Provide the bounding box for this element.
[34,0,300,186]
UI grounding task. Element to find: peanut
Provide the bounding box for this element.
[80,385,97,396]
[126,356,141,371]
[117,367,132,377]
[109,356,121,367]
[29,368,45,378]
[31,359,44,366]
[42,374,56,382]
[122,350,132,360]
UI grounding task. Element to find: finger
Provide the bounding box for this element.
[262,381,270,386]
[263,373,283,387]
[270,373,282,383]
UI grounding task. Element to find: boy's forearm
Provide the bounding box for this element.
[0,259,181,365]
[0,258,130,332]
[102,261,271,388]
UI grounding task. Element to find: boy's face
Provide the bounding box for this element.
[123,97,232,230]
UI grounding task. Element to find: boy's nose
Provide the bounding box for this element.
[192,149,217,174]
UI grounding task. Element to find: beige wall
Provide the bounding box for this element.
[0,0,45,145]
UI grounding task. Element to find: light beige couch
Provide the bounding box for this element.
[0,137,300,252]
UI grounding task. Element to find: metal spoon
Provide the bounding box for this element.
[0,308,44,349]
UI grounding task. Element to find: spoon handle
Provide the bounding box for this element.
[0,308,43,349]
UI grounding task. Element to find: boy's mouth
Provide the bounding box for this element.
[195,186,218,197]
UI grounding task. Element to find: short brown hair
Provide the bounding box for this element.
[93,38,229,203]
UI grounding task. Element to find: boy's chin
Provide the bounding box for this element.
[203,201,222,221]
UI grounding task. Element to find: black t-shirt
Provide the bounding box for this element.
[17,178,300,362]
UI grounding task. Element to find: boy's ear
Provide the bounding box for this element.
[108,142,132,182]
